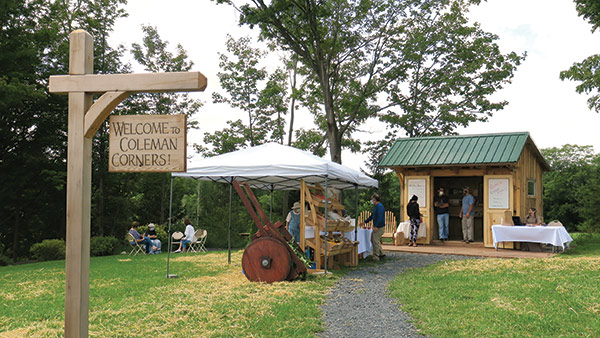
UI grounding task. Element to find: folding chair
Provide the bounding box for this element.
[188,229,203,253]
[197,229,208,252]
[171,231,183,252]
[127,233,145,256]
[190,229,207,253]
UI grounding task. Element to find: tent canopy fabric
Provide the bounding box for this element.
[172,143,378,190]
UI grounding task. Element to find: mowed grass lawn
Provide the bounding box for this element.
[389,233,600,337]
[0,250,343,337]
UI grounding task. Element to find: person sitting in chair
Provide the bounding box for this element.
[525,208,543,225]
[129,221,153,254]
[144,223,161,254]
[174,218,195,253]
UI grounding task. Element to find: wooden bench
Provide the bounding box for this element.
[357,210,396,239]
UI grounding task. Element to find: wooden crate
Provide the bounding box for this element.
[305,214,354,233]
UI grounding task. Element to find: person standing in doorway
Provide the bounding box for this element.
[434,187,450,242]
[359,193,386,260]
[459,187,475,243]
[407,195,421,247]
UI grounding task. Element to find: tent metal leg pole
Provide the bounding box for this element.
[324,175,328,273]
[270,185,273,222]
[228,181,232,264]
[355,184,358,242]
[196,180,200,229]
[166,176,175,278]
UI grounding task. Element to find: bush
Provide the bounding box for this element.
[90,236,121,257]
[30,239,66,261]
[0,254,11,266]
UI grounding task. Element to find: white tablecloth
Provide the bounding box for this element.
[491,225,573,250]
[394,221,427,239]
[304,226,373,258]
[347,228,373,258]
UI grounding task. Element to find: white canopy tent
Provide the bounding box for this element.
[166,143,378,273]
[173,143,378,190]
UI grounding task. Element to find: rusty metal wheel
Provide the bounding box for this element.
[242,237,292,283]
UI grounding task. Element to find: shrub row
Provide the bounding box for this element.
[26,236,129,262]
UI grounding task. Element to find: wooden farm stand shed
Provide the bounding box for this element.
[379,132,550,248]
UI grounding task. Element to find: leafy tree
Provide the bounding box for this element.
[560,0,600,112]
[541,144,597,232]
[578,155,600,232]
[0,0,130,259]
[199,35,288,156]
[177,179,260,248]
[364,0,525,174]
[215,0,523,166]
[120,25,204,226]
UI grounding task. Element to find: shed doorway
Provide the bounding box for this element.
[433,176,484,242]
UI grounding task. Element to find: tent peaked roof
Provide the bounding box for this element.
[173,143,378,190]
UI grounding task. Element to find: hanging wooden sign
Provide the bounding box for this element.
[109,114,187,172]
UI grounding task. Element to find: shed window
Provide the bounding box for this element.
[527,179,536,197]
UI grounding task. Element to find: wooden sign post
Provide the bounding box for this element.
[48,30,206,338]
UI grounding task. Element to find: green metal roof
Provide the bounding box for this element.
[380,132,539,167]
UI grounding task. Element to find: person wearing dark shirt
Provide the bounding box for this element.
[143,223,161,254]
[359,193,386,260]
[434,187,450,242]
[129,221,153,254]
[406,195,421,247]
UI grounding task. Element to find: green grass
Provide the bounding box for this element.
[0,250,349,337]
[388,233,600,337]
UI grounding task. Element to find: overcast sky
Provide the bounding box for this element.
[111,0,600,171]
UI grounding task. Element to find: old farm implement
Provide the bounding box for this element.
[233,180,309,283]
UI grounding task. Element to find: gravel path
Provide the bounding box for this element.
[318,252,470,338]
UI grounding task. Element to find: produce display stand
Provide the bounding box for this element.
[300,179,358,270]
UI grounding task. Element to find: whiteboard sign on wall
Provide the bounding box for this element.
[488,178,509,209]
[407,179,427,207]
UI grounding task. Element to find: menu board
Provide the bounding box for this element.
[488,178,509,209]
[407,179,427,207]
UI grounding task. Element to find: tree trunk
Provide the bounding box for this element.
[160,174,166,224]
[97,174,104,236]
[288,56,298,146]
[12,211,20,262]
[317,60,342,164]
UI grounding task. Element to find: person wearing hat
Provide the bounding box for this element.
[144,223,161,254]
[406,195,421,247]
[434,187,450,243]
[286,201,302,243]
[459,187,475,243]
[359,193,386,260]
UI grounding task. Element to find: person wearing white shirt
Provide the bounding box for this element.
[174,218,195,253]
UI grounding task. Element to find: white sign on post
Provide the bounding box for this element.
[109,114,186,172]
[488,178,509,209]
[407,179,427,207]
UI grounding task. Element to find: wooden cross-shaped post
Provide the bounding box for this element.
[48,30,206,338]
